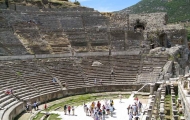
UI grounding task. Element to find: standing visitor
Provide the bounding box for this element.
[94,111,98,120]
[64,105,67,115]
[44,103,47,110]
[106,104,110,115]
[86,106,89,116]
[33,102,37,111]
[110,104,114,117]
[127,105,131,114]
[129,112,133,120]
[104,97,108,105]
[138,101,142,113]
[134,96,138,102]
[72,106,75,115]
[102,109,106,120]
[98,109,102,120]
[52,77,57,85]
[132,104,137,115]
[97,101,101,109]
[25,104,29,112]
[36,101,39,110]
[119,94,122,103]
[83,102,87,112]
[94,78,97,85]
[68,105,71,115]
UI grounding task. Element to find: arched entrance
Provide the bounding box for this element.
[134,19,145,32]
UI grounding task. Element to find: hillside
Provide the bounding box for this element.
[119,0,190,41]
[119,0,190,23]
[0,0,80,8]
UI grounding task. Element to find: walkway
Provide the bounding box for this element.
[49,98,147,120]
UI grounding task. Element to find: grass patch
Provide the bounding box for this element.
[165,95,172,120]
[46,93,130,111]
[33,92,134,120]
[48,114,61,120]
[33,113,44,120]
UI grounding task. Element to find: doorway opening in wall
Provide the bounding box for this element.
[159,33,167,47]
[134,19,145,33]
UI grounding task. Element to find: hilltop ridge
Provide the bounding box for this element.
[119,0,190,23]
[0,0,80,9]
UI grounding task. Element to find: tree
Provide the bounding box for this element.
[74,0,80,5]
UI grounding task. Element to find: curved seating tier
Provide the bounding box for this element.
[0,54,168,120]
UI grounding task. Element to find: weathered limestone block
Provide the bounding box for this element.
[173,115,179,120]
[164,73,171,80]
[150,84,155,95]
[148,109,152,115]
[161,96,165,101]
[159,114,165,120]
[172,98,175,103]
[161,91,165,96]
[185,66,189,75]
[173,110,178,115]
[160,103,164,109]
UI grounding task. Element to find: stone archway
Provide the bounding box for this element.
[134,19,145,33]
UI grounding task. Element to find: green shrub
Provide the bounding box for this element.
[74,0,80,5]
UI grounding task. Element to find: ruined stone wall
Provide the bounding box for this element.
[110,12,167,30]
[129,12,167,30]
[0,3,188,55]
[0,6,111,55]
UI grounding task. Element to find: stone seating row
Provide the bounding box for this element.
[0,54,164,99]
[10,63,61,93]
[137,55,167,83]
[170,85,179,120]
[158,85,166,120]
[0,54,167,120]
[21,10,99,16]
[0,69,39,118]
[0,31,23,45]
[81,55,140,85]
[41,59,84,89]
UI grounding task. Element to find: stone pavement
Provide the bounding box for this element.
[47,98,148,120]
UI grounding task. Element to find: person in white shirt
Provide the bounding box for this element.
[110,104,114,117]
[104,97,108,105]
[129,112,133,120]
[119,94,122,103]
[72,106,75,115]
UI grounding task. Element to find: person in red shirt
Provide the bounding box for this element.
[134,96,138,101]
[5,89,13,95]
[68,105,71,115]
[97,101,101,109]
[44,104,47,109]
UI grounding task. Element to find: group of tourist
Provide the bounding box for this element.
[22,94,142,120]
[63,105,75,115]
[61,95,142,120]
[5,88,13,95]
[127,96,142,120]
[83,98,115,120]
[25,101,39,113]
